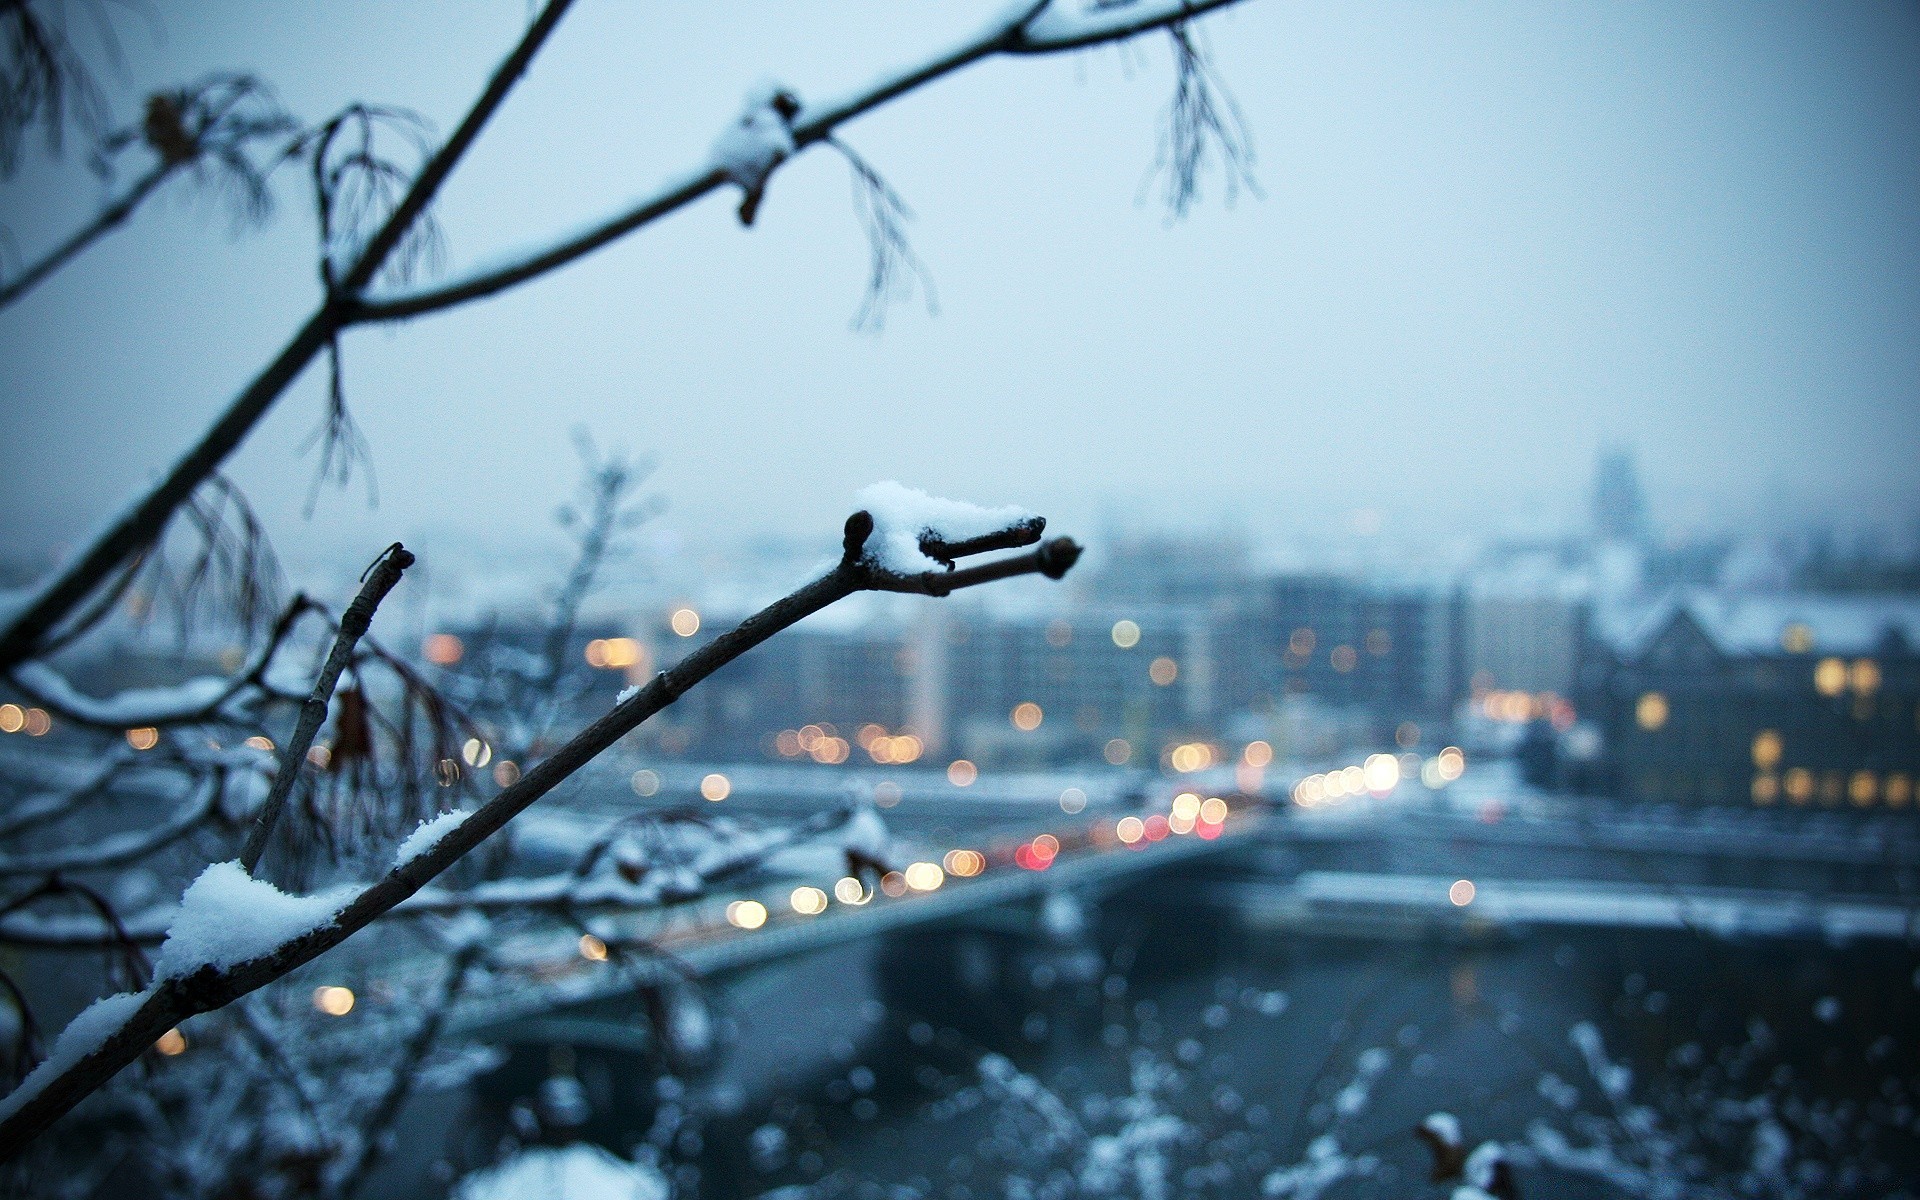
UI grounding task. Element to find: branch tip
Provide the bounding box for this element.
[842,511,875,562]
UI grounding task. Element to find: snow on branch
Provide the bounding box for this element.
[712,83,799,225]
[3,592,325,730]
[0,494,1079,1157]
[853,481,1043,575]
[152,861,353,982]
[349,0,1255,324]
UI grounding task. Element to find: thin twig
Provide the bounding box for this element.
[238,544,414,873]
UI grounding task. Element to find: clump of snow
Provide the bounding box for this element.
[454,1143,669,1200]
[1041,891,1086,940]
[0,989,150,1123]
[711,82,796,193]
[841,804,891,861]
[154,862,352,980]
[1569,1021,1632,1100]
[853,481,1037,575]
[615,683,641,705]
[393,810,470,870]
[1463,1142,1504,1187]
[1420,1111,1462,1146]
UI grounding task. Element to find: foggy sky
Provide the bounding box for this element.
[2,0,1917,584]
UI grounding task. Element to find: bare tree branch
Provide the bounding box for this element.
[0,0,578,670]
[0,503,1080,1156]
[0,0,1239,672]
[0,72,301,310]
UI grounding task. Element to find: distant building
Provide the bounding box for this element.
[1459,564,1591,698]
[1581,592,1920,808]
[1591,447,1651,545]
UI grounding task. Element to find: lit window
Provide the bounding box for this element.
[1149,656,1178,686]
[1849,659,1881,695]
[1784,768,1813,804]
[1111,620,1141,649]
[670,608,701,637]
[1011,702,1043,731]
[1329,645,1358,673]
[1288,628,1316,657]
[630,769,659,797]
[126,727,160,751]
[1448,879,1475,907]
[1751,730,1782,770]
[423,633,464,665]
[1243,740,1274,767]
[1779,623,1813,654]
[1813,658,1847,697]
[1103,738,1131,765]
[579,934,609,961]
[700,773,730,801]
[313,986,355,1016]
[946,759,977,786]
[1849,771,1878,807]
[1634,692,1669,731]
[1751,774,1778,805]
[1885,773,1911,807]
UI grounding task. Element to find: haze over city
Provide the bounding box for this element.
[3,0,1917,590]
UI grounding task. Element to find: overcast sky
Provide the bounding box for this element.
[2,0,1917,588]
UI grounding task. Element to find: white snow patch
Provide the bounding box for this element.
[12,662,235,724]
[711,82,795,193]
[0,989,151,1123]
[853,481,1037,575]
[1262,1135,1377,1198]
[615,683,641,705]
[1420,1111,1462,1146]
[394,810,470,870]
[155,861,352,980]
[454,1143,669,1200]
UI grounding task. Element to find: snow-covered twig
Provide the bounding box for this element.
[0,494,1080,1155]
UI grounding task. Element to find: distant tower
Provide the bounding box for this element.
[1591,447,1651,545]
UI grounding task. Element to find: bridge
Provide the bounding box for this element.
[452,772,1920,1061]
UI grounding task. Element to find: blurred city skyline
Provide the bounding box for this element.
[2,0,1917,589]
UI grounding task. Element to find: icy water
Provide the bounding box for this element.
[461,899,1920,1199]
